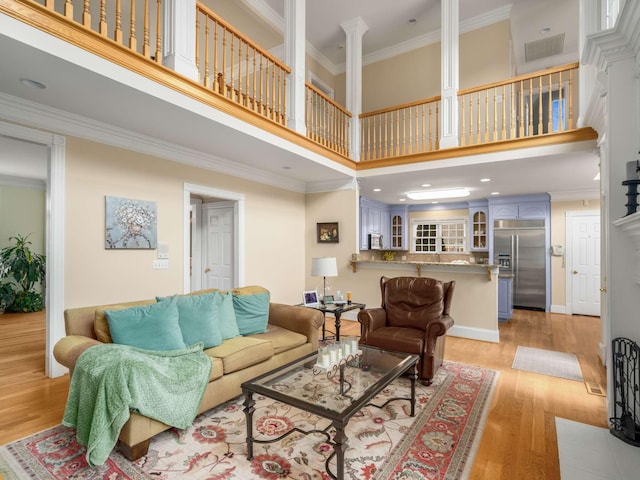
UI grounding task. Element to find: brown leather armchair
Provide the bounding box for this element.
[358,276,455,385]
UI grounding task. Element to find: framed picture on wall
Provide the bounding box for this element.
[317,222,339,243]
[105,196,157,249]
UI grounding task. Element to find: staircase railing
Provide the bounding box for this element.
[196,3,290,126]
[305,82,351,157]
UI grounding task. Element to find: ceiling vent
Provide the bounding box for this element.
[524,33,565,62]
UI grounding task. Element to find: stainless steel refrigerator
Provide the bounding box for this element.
[493,219,546,310]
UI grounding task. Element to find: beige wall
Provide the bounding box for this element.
[0,186,45,255]
[305,189,359,300]
[64,137,306,308]
[550,199,600,308]
[459,21,512,90]
[204,0,282,48]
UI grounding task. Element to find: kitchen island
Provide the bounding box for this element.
[346,259,500,343]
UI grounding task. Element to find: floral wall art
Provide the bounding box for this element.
[105,196,157,249]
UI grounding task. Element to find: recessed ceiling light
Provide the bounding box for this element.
[338,44,345,50]
[421,183,431,188]
[491,192,500,195]
[480,178,491,182]
[373,188,381,192]
[408,18,417,25]
[406,188,470,200]
[593,172,600,181]
[20,78,47,89]
[399,198,406,202]
[282,166,292,170]
[432,201,439,204]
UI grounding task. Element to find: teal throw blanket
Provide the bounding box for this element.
[62,342,212,467]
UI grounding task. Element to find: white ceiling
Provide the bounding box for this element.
[0,0,597,206]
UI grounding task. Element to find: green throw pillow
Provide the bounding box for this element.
[215,291,240,340]
[232,290,270,335]
[157,293,222,349]
[105,300,186,351]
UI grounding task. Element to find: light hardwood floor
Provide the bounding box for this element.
[0,309,606,479]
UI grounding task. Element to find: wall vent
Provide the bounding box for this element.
[524,33,565,62]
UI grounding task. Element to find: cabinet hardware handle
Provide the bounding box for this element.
[572,270,578,274]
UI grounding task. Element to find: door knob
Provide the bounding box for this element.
[572,270,578,274]
[600,287,607,293]
[204,267,211,273]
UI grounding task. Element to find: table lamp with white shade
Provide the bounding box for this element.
[311,257,338,303]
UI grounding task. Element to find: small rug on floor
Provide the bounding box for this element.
[0,361,498,480]
[512,346,583,381]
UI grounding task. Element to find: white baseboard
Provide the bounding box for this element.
[448,325,500,343]
[550,304,567,314]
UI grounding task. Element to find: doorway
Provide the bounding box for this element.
[183,184,244,293]
[566,211,601,316]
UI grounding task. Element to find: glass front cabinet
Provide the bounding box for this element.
[389,205,408,250]
[469,206,488,252]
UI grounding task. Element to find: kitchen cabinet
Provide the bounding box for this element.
[389,205,408,250]
[469,207,488,251]
[360,197,390,250]
[498,276,513,321]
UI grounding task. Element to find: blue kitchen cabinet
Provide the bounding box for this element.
[498,276,514,321]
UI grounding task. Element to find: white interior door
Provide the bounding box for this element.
[202,202,234,290]
[569,213,601,316]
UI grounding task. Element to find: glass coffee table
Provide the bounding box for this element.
[241,344,418,480]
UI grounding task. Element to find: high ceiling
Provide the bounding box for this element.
[0,0,598,205]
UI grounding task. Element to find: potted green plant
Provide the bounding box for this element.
[0,233,46,312]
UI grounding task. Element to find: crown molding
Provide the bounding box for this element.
[0,174,46,190]
[0,93,307,194]
[548,189,600,201]
[582,0,640,74]
[306,177,358,195]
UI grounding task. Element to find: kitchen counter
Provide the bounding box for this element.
[349,259,499,281]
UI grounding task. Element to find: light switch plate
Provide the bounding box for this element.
[153,259,169,270]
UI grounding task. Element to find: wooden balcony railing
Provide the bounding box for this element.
[360,96,441,161]
[305,82,351,156]
[458,62,578,146]
[195,3,290,126]
[30,0,163,61]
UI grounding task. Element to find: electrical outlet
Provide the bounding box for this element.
[153,259,169,270]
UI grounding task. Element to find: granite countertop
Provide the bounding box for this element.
[352,259,497,268]
[349,259,499,280]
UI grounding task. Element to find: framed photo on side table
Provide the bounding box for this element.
[303,290,319,306]
[317,222,339,243]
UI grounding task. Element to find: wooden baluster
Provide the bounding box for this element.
[65,0,73,19]
[362,117,367,160]
[402,108,407,156]
[484,90,489,143]
[510,84,515,139]
[372,115,377,159]
[558,70,563,131]
[546,73,552,133]
[258,55,263,114]
[435,102,439,150]
[115,0,122,44]
[82,0,91,27]
[415,105,419,153]
[154,0,161,62]
[100,0,107,35]
[230,34,236,102]
[421,104,426,152]
[237,39,243,105]
[252,47,257,111]
[271,63,276,121]
[129,0,137,51]
[245,44,250,107]
[537,76,543,135]
[460,95,466,146]
[428,103,433,151]
[476,92,481,144]
[143,0,150,57]
[527,78,533,136]
[282,71,287,125]
[220,28,227,96]
[195,12,200,73]
[468,95,473,145]
[493,87,498,141]
[204,21,210,87]
[518,81,524,138]
[568,67,574,130]
[45,0,54,9]
[501,85,507,140]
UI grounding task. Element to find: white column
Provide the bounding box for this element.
[578,0,601,127]
[284,0,306,134]
[341,17,369,161]
[163,0,199,81]
[440,0,459,149]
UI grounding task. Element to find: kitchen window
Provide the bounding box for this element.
[412,219,467,253]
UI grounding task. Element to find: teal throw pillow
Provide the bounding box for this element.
[157,293,222,349]
[215,292,240,340]
[105,301,186,351]
[233,291,270,335]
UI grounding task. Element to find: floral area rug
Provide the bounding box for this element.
[0,361,498,480]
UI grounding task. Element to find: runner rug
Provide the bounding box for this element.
[0,361,498,480]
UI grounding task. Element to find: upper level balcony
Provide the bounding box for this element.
[0,0,600,201]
